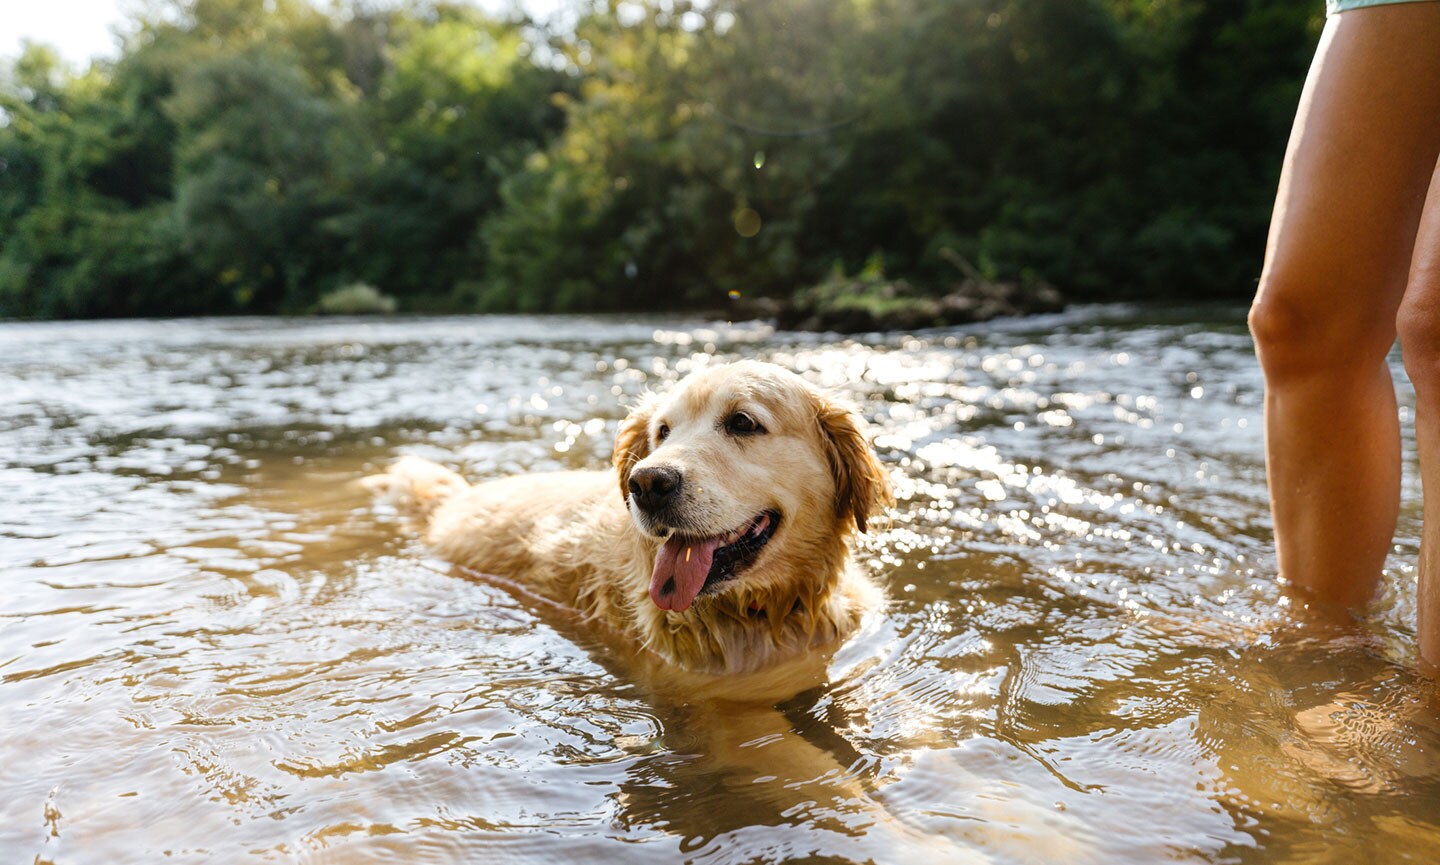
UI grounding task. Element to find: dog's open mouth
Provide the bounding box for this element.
[649,510,780,612]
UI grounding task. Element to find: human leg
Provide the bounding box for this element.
[1250,5,1440,608]
[1397,158,1440,672]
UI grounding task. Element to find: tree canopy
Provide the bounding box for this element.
[0,0,1321,319]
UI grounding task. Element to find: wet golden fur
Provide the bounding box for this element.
[365,360,893,676]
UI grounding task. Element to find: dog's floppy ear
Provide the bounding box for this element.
[815,395,894,533]
[613,394,656,501]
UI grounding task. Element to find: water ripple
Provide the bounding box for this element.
[2,309,1436,863]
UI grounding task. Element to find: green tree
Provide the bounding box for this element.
[166,48,355,311]
[0,43,207,317]
[336,4,567,305]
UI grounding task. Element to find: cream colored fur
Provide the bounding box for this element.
[365,360,893,677]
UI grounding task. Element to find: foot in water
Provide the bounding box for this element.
[1281,673,1440,795]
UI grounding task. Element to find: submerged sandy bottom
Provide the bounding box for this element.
[1,308,1437,864]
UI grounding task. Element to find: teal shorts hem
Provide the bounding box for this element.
[1328,0,1438,15]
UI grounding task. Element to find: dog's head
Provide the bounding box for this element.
[613,361,892,613]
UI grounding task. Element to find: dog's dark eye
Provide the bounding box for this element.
[656,423,670,443]
[725,412,765,436]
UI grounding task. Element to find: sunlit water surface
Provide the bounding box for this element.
[3,308,1438,864]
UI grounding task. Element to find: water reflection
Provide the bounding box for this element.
[1,308,1436,863]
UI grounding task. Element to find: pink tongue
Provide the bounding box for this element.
[650,535,723,612]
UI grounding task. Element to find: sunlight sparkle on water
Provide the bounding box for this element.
[1,308,1436,864]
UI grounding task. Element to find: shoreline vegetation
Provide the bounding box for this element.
[309,251,1067,331]
[1,0,1321,322]
[760,251,1065,332]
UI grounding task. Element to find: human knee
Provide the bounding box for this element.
[1249,275,1395,379]
[1248,288,1311,368]
[1398,287,1440,397]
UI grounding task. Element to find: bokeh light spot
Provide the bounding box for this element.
[734,208,762,237]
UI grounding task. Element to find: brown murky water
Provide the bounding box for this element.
[3,308,1438,864]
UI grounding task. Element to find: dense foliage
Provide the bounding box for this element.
[0,0,1321,319]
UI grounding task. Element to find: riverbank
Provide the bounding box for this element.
[734,253,1065,333]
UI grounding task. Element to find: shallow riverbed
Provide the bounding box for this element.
[2,307,1437,864]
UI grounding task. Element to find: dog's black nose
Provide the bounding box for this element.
[628,466,682,513]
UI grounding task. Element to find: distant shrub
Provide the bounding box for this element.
[316,283,397,315]
[775,253,1063,333]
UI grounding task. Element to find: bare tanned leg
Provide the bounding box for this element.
[1250,6,1440,609]
[1398,158,1440,672]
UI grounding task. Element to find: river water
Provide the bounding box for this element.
[2,307,1437,864]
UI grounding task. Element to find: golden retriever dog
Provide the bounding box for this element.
[363,361,1094,862]
[364,359,893,679]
